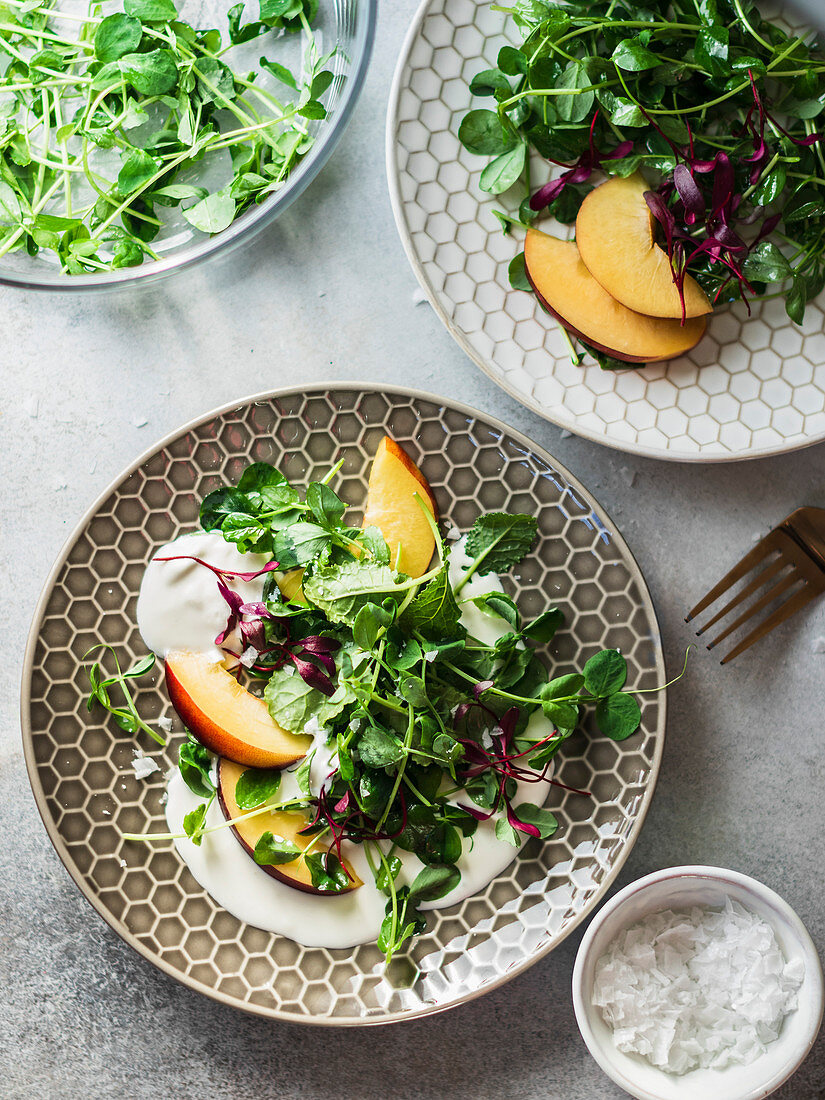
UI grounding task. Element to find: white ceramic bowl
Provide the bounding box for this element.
[572,867,824,1100]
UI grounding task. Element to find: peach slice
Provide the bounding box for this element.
[575,173,712,319]
[165,650,311,768]
[217,758,362,894]
[277,568,307,605]
[361,436,437,578]
[524,229,706,363]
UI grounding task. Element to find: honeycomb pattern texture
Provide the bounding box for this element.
[22,386,665,1023]
[387,0,825,462]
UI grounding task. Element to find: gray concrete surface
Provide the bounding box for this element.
[2,2,825,1097]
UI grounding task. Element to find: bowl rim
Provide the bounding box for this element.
[571,864,825,1100]
[0,0,377,292]
[20,381,667,1025]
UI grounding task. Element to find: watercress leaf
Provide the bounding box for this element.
[119,49,179,95]
[398,671,428,708]
[125,0,178,18]
[358,725,404,768]
[117,150,159,197]
[470,68,512,97]
[304,851,350,892]
[310,70,333,98]
[375,854,402,895]
[479,144,526,194]
[264,661,353,734]
[495,816,521,846]
[259,55,298,87]
[94,13,142,63]
[294,750,314,798]
[408,863,461,902]
[542,672,585,700]
[694,25,729,76]
[359,770,393,817]
[554,61,594,124]
[400,566,464,641]
[465,512,538,575]
[272,520,330,567]
[123,653,156,679]
[539,693,579,728]
[234,766,282,809]
[183,801,208,845]
[253,830,301,865]
[523,607,564,644]
[508,251,531,290]
[358,525,391,564]
[595,692,642,740]
[298,99,326,120]
[752,165,787,206]
[497,45,527,76]
[195,58,235,104]
[514,803,558,839]
[612,38,661,72]
[178,736,214,797]
[352,601,394,651]
[303,559,401,625]
[583,649,627,696]
[786,272,807,325]
[741,241,792,284]
[471,590,520,629]
[458,109,517,156]
[306,481,346,527]
[183,190,236,234]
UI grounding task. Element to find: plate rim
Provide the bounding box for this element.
[20,381,667,1025]
[384,0,825,465]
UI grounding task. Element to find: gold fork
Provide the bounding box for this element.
[686,507,825,664]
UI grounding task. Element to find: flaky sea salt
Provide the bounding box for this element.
[131,749,160,780]
[592,899,803,1075]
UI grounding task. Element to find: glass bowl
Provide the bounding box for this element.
[0,0,376,291]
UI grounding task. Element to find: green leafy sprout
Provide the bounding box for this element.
[92,457,685,962]
[0,0,332,273]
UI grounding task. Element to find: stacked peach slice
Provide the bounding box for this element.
[524,173,712,363]
[164,437,437,894]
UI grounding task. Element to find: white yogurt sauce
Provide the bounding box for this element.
[148,531,557,948]
[137,530,270,661]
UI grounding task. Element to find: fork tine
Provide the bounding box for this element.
[721,585,820,664]
[706,571,802,650]
[685,539,777,622]
[695,555,788,635]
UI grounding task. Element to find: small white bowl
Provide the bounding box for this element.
[572,867,824,1100]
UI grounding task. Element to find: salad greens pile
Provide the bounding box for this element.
[0,0,330,273]
[90,457,653,960]
[459,0,825,356]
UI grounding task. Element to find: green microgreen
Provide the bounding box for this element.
[0,0,333,274]
[108,453,683,960]
[460,0,825,365]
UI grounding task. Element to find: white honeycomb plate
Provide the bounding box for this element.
[386,0,825,462]
[22,385,665,1024]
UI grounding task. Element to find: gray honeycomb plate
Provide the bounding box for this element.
[21,384,665,1024]
[387,0,825,463]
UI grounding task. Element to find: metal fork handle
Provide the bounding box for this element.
[781,508,825,574]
